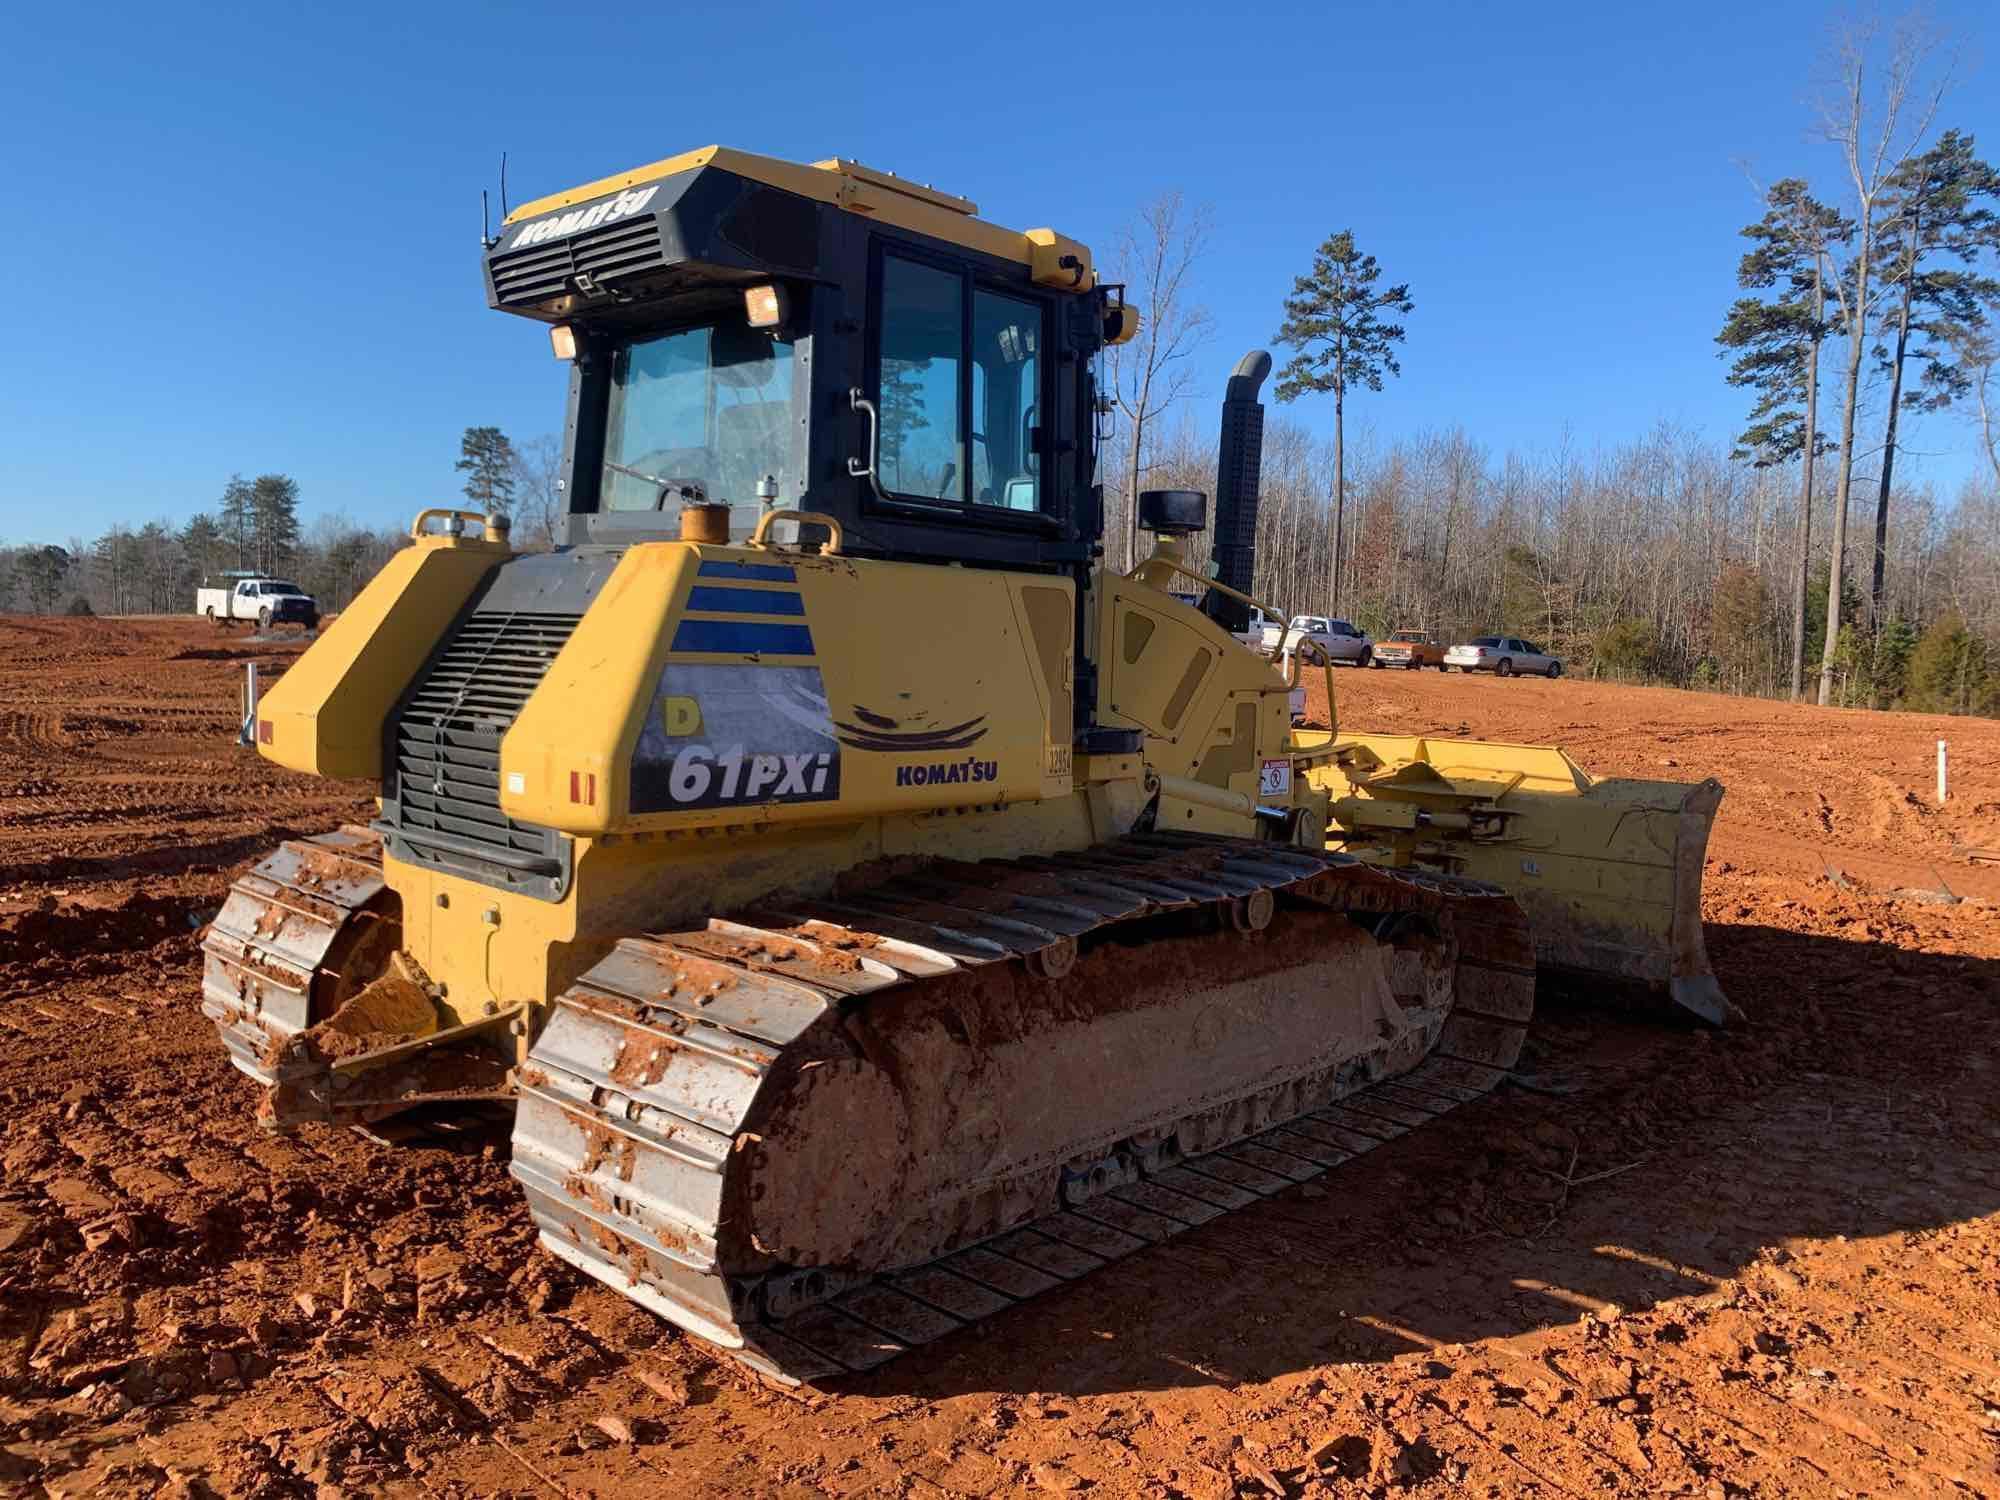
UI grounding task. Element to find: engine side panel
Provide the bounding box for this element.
[255,533,510,779]
[499,543,1074,834]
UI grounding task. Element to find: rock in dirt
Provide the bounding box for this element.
[0,1203,41,1252]
[1030,1459,1086,1491]
[631,1366,689,1408]
[46,1177,114,1216]
[1583,1358,1638,1404]
[1693,1308,1765,1364]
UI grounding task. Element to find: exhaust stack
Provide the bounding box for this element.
[1204,351,1271,634]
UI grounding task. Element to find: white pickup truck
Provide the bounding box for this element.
[197,576,320,631]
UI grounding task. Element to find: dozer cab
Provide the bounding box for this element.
[201,146,1723,1382]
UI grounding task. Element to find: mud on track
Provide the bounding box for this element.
[3,616,1998,1498]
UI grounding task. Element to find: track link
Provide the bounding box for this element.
[511,833,1533,1383]
[199,825,395,1092]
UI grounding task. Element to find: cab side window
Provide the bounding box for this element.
[878,257,963,501]
[874,250,1047,515]
[972,289,1039,511]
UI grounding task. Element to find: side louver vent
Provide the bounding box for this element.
[489,218,665,307]
[385,610,582,893]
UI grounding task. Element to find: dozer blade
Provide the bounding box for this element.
[509,834,1533,1383]
[1326,734,1727,1024]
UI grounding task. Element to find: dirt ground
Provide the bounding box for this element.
[2,615,1997,1499]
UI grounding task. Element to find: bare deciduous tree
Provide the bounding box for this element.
[1104,192,1213,570]
[1811,12,1951,705]
[511,433,566,551]
[1946,320,2000,486]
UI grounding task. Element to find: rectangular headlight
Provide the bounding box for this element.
[744,284,787,329]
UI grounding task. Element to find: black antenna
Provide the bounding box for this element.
[499,151,509,218]
[481,188,492,249]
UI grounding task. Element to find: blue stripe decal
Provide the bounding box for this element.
[671,619,816,655]
[697,561,797,582]
[686,585,807,617]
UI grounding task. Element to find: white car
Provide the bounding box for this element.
[1262,615,1376,667]
[1444,635,1562,678]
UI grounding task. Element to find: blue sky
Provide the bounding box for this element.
[2,0,1995,545]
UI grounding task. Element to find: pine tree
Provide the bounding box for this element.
[1905,612,1992,714]
[1500,544,1552,642]
[1272,231,1413,611]
[181,513,224,582]
[1716,180,1848,700]
[1868,614,1920,707]
[878,361,932,479]
[1867,130,2000,625]
[219,475,254,568]
[18,546,71,614]
[456,427,520,513]
[1710,563,1776,692]
[1594,618,1659,681]
[249,474,302,574]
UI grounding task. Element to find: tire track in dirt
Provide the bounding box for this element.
[0,614,1995,1498]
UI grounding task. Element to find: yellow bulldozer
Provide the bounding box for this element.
[201,146,1723,1382]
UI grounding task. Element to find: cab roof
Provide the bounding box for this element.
[503,145,1093,282]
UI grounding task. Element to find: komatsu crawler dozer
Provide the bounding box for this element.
[202,147,1723,1381]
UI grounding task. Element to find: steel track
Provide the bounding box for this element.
[510,833,1534,1383]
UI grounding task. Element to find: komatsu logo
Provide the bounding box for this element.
[507,186,660,250]
[896,758,1000,788]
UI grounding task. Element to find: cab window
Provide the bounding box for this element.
[874,250,1046,514]
[971,288,1040,511]
[877,257,963,500]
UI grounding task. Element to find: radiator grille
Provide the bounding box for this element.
[489,217,665,306]
[388,610,580,866]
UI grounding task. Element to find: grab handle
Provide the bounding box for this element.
[846,388,891,504]
[410,507,510,544]
[747,509,845,556]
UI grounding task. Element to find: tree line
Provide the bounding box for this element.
[0,508,412,621]
[1114,405,1996,716]
[0,472,406,619]
[1103,8,1998,717]
[0,429,548,619]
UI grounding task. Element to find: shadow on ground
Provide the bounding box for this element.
[830,920,1999,1398]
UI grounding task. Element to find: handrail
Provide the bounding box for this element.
[1123,551,1305,687]
[1284,639,1340,746]
[410,507,507,542]
[747,509,846,556]
[1122,548,1339,742]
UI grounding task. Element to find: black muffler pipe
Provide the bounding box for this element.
[1203,350,1271,635]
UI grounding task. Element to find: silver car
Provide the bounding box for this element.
[1443,634,1562,677]
[1274,615,1376,668]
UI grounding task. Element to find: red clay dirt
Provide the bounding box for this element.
[2,616,1997,1498]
